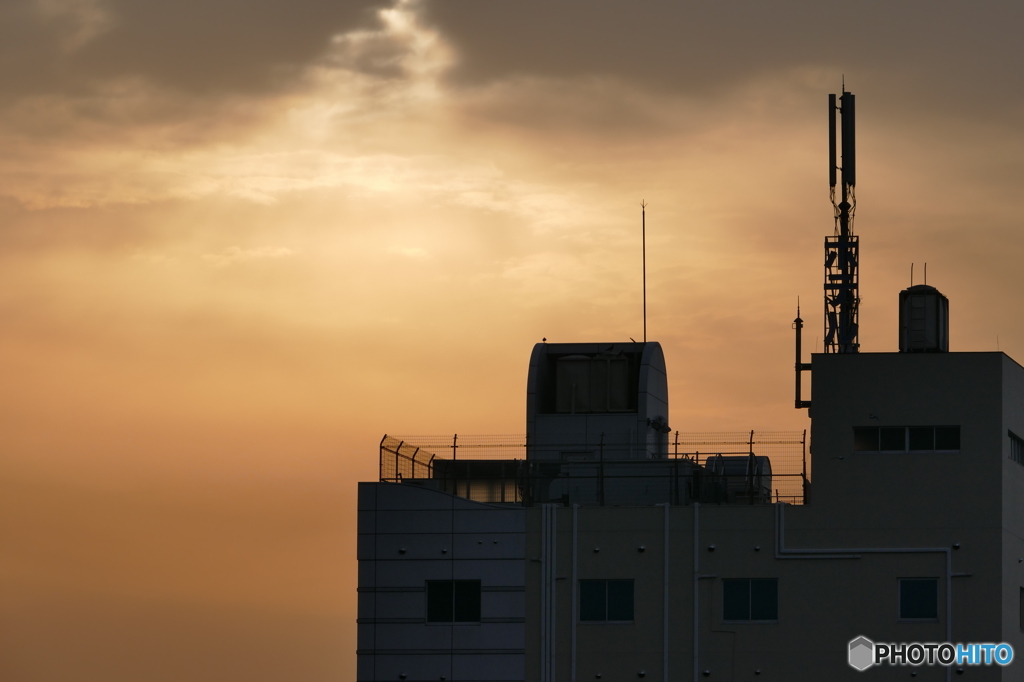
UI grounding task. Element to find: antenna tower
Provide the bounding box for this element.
[641,201,647,343]
[824,87,859,353]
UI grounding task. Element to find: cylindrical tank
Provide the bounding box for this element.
[899,284,949,352]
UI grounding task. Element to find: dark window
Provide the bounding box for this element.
[426,580,481,623]
[1010,431,1024,465]
[899,578,938,620]
[579,580,634,622]
[908,427,934,451]
[454,580,481,622]
[880,427,906,451]
[555,355,632,413]
[936,427,961,451]
[548,353,638,414]
[853,427,960,453]
[426,580,453,622]
[607,580,634,621]
[580,580,606,621]
[723,579,778,622]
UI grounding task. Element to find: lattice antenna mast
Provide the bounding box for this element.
[824,86,859,353]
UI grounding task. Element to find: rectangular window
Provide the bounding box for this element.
[853,427,960,453]
[899,578,938,620]
[880,427,906,451]
[908,427,934,451]
[426,580,481,623]
[550,353,639,414]
[579,579,634,622]
[1010,431,1024,466]
[723,578,778,622]
[936,426,961,451]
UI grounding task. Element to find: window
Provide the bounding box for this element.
[723,579,778,622]
[853,426,960,452]
[552,354,636,414]
[1010,431,1024,466]
[426,580,481,623]
[579,580,634,622]
[899,578,938,621]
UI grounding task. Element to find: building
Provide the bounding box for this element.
[357,92,1024,680]
[357,308,1024,681]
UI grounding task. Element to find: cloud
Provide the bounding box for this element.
[0,0,392,102]
[33,0,115,50]
[419,0,1024,126]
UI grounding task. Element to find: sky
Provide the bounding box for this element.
[3,1,1024,679]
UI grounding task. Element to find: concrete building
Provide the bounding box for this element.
[357,89,1023,679]
[357,287,1024,680]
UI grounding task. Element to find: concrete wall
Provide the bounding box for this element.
[361,351,1022,680]
[358,483,526,682]
[526,502,1006,681]
[1001,354,1024,667]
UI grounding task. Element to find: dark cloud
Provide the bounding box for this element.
[0,0,391,100]
[420,1,1024,123]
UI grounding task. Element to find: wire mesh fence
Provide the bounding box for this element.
[380,431,807,506]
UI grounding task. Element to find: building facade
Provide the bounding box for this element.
[358,322,1024,680]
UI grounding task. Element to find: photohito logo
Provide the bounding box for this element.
[848,636,1014,670]
[848,637,874,671]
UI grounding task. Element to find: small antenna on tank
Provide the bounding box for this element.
[911,263,914,287]
[924,262,928,286]
[641,201,647,343]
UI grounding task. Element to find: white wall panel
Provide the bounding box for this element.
[375,532,453,560]
[377,510,453,534]
[452,533,526,559]
[480,592,525,619]
[452,653,526,681]
[454,509,525,534]
[372,654,452,681]
[376,559,459,585]
[374,623,454,649]
[453,559,525,584]
[452,623,526,649]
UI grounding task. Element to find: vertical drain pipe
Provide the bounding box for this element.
[540,505,548,682]
[572,505,578,682]
[540,505,557,682]
[661,503,670,682]
[548,506,557,682]
[692,502,699,682]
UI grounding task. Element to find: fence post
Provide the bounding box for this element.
[453,433,458,461]
[748,430,756,504]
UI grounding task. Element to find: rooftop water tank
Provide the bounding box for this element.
[899,284,949,352]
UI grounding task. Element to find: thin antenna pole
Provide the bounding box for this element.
[911,263,914,287]
[924,262,928,286]
[641,201,647,343]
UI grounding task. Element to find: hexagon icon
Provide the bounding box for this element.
[848,636,875,671]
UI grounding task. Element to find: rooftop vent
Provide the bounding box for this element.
[899,284,949,353]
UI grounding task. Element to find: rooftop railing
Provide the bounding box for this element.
[379,430,808,506]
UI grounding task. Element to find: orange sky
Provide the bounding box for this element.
[3,1,1024,679]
